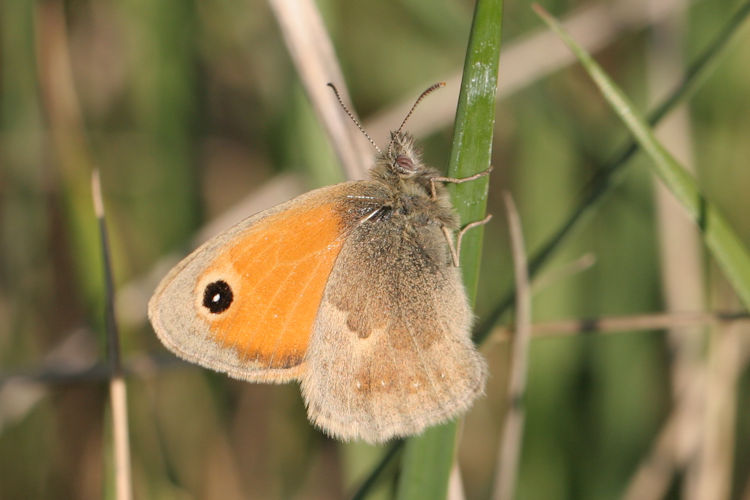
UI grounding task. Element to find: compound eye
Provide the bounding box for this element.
[202,280,233,314]
[395,154,415,173]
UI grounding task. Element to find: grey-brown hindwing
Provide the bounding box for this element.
[300,179,487,443]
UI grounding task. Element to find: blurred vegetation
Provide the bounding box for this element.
[1,0,750,499]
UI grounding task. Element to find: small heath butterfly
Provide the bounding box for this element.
[148,83,489,443]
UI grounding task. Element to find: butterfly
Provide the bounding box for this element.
[148,83,490,443]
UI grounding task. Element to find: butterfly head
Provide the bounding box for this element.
[385,131,423,177]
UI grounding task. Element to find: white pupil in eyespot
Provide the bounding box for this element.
[212,293,221,303]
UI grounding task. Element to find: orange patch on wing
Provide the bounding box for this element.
[200,202,345,368]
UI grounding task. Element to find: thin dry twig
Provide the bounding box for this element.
[646,2,707,496]
[489,311,750,342]
[267,0,372,179]
[93,171,133,500]
[691,319,743,499]
[622,321,747,500]
[622,369,706,500]
[492,193,532,500]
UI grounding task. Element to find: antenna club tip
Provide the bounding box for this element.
[427,82,446,92]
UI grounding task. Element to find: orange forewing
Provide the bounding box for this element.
[198,201,345,369]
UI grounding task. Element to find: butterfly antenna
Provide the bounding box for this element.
[327,83,381,155]
[395,82,445,136]
[387,82,445,158]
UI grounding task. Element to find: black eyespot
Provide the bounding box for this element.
[202,280,233,314]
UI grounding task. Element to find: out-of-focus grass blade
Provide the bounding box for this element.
[533,4,750,309]
[395,0,503,498]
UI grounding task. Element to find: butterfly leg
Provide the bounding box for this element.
[431,166,494,266]
[429,165,493,199]
[442,214,493,267]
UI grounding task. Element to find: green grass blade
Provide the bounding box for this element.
[396,0,503,498]
[533,4,750,309]
[397,425,459,500]
[447,0,504,301]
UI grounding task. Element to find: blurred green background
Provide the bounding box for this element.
[2,0,750,498]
